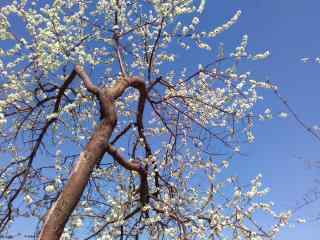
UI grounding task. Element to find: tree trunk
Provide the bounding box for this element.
[38,71,143,239]
[38,103,116,240]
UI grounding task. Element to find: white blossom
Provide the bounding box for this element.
[24,194,33,204]
[45,184,56,193]
[252,50,271,60]
[297,218,306,224]
[278,112,288,118]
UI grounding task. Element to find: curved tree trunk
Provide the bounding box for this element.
[38,66,121,240]
[38,66,146,239]
[38,107,117,240]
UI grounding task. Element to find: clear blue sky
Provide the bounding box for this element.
[2,0,320,239]
[201,0,320,239]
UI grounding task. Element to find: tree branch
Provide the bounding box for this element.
[106,144,149,205]
[75,65,100,96]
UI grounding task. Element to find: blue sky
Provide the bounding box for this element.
[201,0,320,239]
[2,0,320,239]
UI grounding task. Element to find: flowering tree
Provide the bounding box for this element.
[0,1,292,239]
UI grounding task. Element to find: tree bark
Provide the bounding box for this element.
[38,103,117,240]
[38,66,119,240]
[38,68,146,239]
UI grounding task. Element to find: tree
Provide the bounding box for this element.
[0,1,292,239]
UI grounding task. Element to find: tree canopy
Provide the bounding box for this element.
[0,1,296,239]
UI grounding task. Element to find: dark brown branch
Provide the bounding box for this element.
[74,65,99,96]
[128,77,161,197]
[269,80,320,142]
[106,144,141,172]
[0,69,80,233]
[106,144,149,205]
[83,207,141,240]
[110,123,133,145]
[147,18,164,81]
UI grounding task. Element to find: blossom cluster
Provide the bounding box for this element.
[0,1,294,239]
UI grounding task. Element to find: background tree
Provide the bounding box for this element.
[0,1,293,239]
